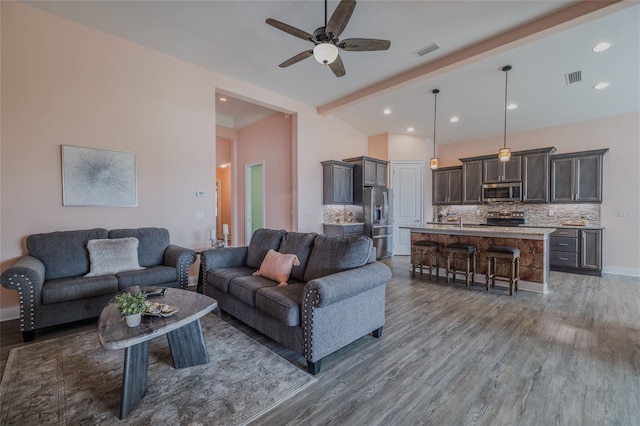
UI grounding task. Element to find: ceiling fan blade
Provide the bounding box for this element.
[329,54,346,78]
[326,0,356,38]
[338,38,391,51]
[279,50,313,68]
[266,18,314,42]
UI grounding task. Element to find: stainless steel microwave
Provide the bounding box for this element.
[482,182,522,202]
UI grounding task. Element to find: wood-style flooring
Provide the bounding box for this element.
[1,256,638,425]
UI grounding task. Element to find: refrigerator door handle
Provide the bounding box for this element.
[382,191,389,224]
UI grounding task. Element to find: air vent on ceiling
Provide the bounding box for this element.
[565,70,582,85]
[413,42,440,57]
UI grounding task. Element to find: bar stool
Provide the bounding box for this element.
[443,243,477,287]
[486,245,520,295]
[411,240,439,280]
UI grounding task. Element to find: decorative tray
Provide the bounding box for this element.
[143,301,179,317]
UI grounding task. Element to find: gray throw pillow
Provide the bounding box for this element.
[303,235,373,282]
[85,237,145,277]
[246,229,286,269]
[278,232,317,282]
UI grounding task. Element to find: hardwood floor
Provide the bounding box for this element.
[1,256,638,425]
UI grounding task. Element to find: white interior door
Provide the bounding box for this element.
[391,161,424,255]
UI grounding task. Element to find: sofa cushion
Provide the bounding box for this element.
[27,228,109,280]
[255,282,305,326]
[207,267,255,293]
[85,237,145,277]
[116,265,177,289]
[278,232,317,282]
[228,275,278,307]
[108,228,169,267]
[246,229,286,269]
[253,249,300,286]
[42,275,119,304]
[303,235,374,282]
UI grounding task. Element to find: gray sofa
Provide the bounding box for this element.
[1,227,196,342]
[198,228,392,374]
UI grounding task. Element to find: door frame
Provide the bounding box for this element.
[245,161,265,244]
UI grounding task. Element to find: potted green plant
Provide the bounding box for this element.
[115,291,147,327]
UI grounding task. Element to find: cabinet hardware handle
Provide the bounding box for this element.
[558,243,569,246]
[559,257,569,261]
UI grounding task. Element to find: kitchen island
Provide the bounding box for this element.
[402,224,556,293]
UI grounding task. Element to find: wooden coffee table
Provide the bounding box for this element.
[98,286,217,419]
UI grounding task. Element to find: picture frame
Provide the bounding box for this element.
[61,145,137,207]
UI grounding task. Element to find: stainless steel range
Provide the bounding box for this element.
[484,211,526,227]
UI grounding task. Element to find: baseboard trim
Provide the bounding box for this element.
[602,266,640,277]
[0,306,20,322]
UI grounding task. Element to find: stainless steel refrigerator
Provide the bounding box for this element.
[363,187,393,259]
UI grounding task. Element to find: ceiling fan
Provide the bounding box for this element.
[266,0,390,78]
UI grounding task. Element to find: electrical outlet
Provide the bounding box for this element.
[619,209,626,217]
[476,210,481,216]
[195,210,204,218]
[548,208,555,216]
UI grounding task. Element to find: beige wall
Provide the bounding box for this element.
[438,113,640,275]
[236,113,293,244]
[0,3,369,316]
[215,137,233,241]
[368,133,389,160]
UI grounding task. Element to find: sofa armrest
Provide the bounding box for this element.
[1,256,46,333]
[163,244,197,289]
[200,246,248,271]
[304,262,392,308]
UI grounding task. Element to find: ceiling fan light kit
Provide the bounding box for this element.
[313,43,339,65]
[266,0,390,77]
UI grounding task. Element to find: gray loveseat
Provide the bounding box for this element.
[198,228,392,374]
[1,227,196,342]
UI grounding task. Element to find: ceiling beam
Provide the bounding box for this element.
[317,0,630,115]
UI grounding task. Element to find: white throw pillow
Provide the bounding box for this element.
[85,237,145,277]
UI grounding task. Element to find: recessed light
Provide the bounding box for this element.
[219,97,228,102]
[592,42,611,52]
[407,127,415,132]
[593,82,609,90]
[450,116,459,123]
[383,108,392,115]
[507,103,518,110]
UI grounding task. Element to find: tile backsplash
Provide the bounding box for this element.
[435,203,600,226]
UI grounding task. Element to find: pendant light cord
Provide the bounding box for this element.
[432,89,439,157]
[503,65,511,149]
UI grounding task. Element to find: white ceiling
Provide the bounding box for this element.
[28,1,640,143]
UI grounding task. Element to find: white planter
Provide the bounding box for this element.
[125,313,142,327]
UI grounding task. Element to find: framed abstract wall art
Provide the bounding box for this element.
[61,145,137,206]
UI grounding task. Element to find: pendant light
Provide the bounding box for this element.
[430,89,440,170]
[498,65,512,162]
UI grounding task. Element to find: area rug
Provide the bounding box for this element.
[0,314,316,425]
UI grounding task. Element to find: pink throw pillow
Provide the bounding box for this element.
[253,249,300,286]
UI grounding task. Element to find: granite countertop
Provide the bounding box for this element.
[426,221,604,230]
[402,224,556,239]
[521,224,605,230]
[323,222,365,226]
